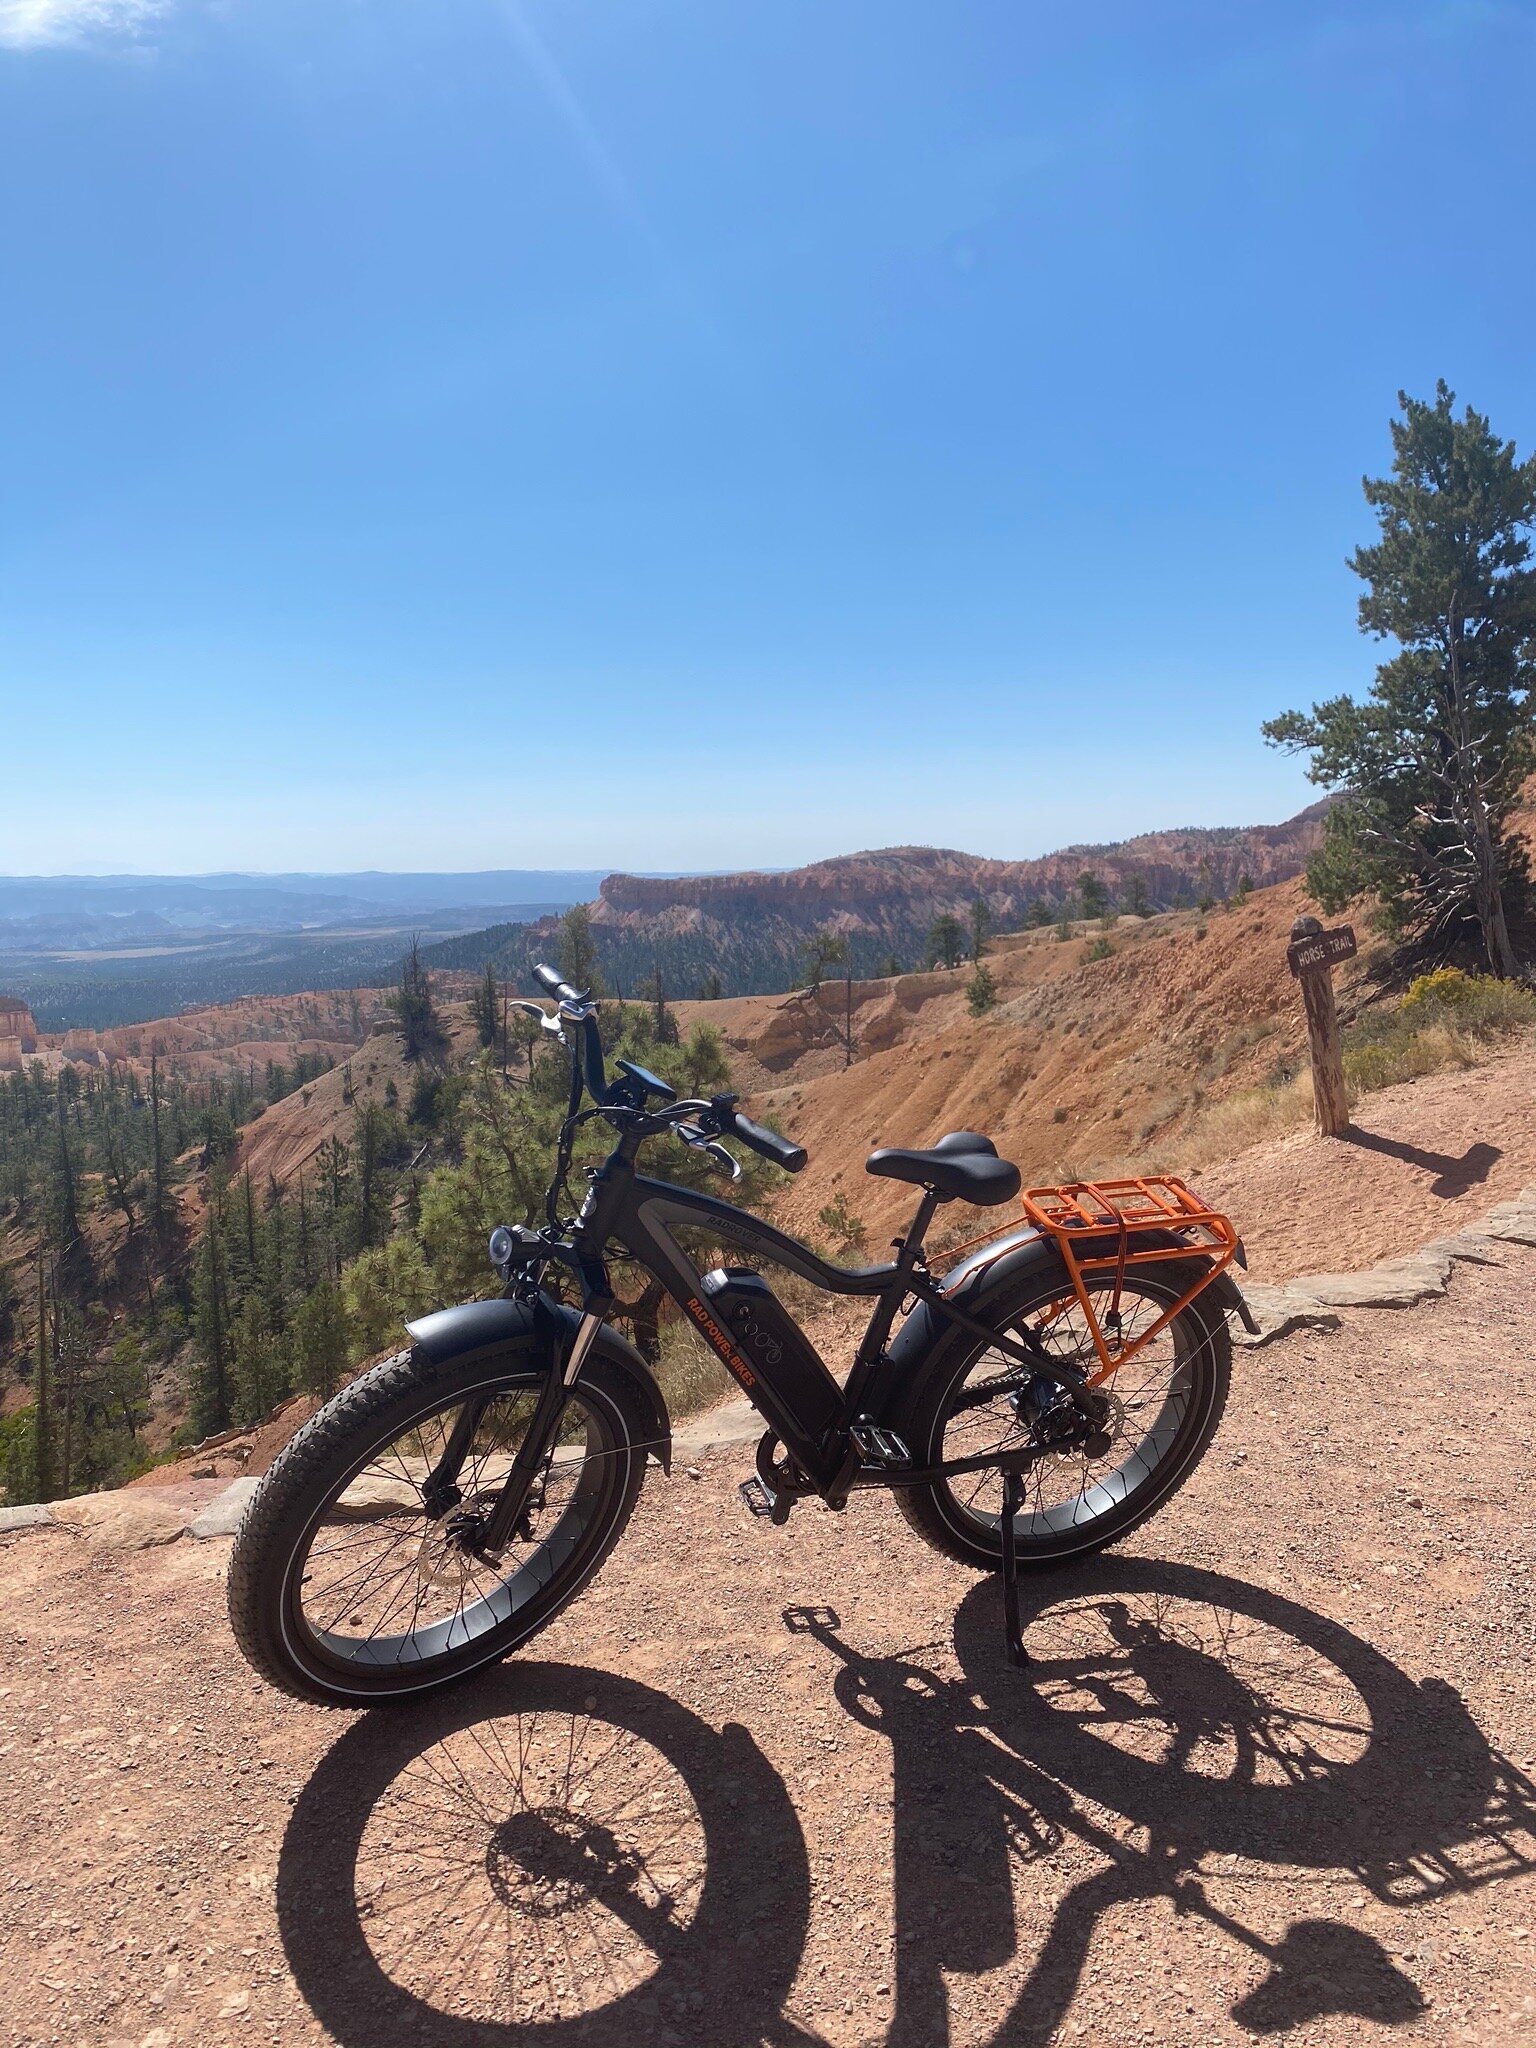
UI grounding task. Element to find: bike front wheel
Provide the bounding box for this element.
[228,1344,652,1706]
[889,1261,1231,1572]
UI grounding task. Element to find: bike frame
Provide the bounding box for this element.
[473,969,1091,1558]
[484,1129,1077,1552]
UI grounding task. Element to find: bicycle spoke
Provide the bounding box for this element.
[295,1384,610,1669]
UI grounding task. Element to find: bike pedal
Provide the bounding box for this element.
[739,1477,777,1519]
[850,1422,911,1467]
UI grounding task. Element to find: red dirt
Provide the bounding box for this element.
[2,1247,1534,2046]
[1199,1039,1536,1280]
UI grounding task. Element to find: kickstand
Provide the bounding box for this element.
[1000,1469,1030,1669]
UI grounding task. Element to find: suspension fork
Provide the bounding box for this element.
[472,1295,613,1554]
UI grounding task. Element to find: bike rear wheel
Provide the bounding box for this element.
[890,1262,1231,1572]
[228,1344,651,1706]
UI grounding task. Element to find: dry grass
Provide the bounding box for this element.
[651,1317,733,1419]
[1179,1073,1317,1166]
[1177,974,1536,1169]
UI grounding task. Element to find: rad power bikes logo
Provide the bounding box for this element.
[684,1298,759,1390]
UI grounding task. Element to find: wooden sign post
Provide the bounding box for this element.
[1287,915,1356,1137]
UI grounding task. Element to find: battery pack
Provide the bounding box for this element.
[697,1267,844,1463]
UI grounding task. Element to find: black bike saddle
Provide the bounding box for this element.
[864,1129,1022,1206]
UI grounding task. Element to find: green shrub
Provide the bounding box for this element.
[966,963,998,1015]
[817,1192,869,1255]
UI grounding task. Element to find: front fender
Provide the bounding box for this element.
[405,1293,673,1472]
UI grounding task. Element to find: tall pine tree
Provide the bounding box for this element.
[1266,384,1536,973]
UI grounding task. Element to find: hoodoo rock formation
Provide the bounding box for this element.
[0,995,40,1071]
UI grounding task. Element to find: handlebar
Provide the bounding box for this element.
[528,962,809,1175]
[532,962,583,1005]
[727,1109,807,1174]
[530,962,606,1106]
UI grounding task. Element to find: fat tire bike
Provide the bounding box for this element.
[229,964,1254,1706]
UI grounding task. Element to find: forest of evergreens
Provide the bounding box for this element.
[0,938,770,1508]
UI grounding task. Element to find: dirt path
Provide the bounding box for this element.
[2,1253,1534,2048]
[1198,1040,1536,1281]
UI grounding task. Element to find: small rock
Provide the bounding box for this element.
[686,1466,702,1481]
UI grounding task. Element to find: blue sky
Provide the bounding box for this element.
[3,0,1534,875]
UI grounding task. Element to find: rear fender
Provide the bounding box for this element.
[879,1221,1255,1402]
[881,1227,1070,1393]
[406,1294,673,1471]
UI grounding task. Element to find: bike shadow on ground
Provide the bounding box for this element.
[788,1554,1536,2048]
[273,1568,1536,2048]
[276,1661,819,2048]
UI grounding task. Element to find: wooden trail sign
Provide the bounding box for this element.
[1287,925,1358,978]
[1289,916,1352,1137]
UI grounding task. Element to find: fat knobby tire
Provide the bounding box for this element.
[888,1261,1233,1573]
[227,1342,650,1708]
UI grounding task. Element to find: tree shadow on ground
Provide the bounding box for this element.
[789,1555,1536,2046]
[1339,1126,1501,1197]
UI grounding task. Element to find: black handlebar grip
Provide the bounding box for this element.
[731,1112,807,1174]
[533,961,581,1003]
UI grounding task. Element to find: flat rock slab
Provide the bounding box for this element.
[1231,1283,1341,1347]
[1296,1261,1454,1309]
[49,1492,187,1549]
[185,1477,260,1540]
[673,1399,761,1456]
[0,1503,54,1533]
[1418,1231,1505,1267]
[1482,1199,1536,1246]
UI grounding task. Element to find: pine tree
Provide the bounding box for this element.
[969,897,990,962]
[293,1281,348,1402]
[558,904,603,996]
[1077,871,1109,920]
[966,961,998,1015]
[32,1250,54,1501]
[54,1086,89,1292]
[471,963,500,1049]
[926,915,965,970]
[1265,384,1536,974]
[193,1222,232,1436]
[388,937,446,1060]
[800,929,849,992]
[148,1053,167,1235]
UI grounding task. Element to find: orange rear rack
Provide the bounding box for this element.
[944,1176,1240,1385]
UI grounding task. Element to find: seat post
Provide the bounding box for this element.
[900,1188,941,1263]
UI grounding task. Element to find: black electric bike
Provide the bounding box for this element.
[229,965,1251,1707]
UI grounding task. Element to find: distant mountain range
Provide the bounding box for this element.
[422,803,1333,997]
[0,870,623,1029]
[0,870,617,953]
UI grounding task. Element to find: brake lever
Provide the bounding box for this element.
[704,1140,742,1181]
[676,1123,742,1181]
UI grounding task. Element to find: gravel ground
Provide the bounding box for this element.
[2,1253,1534,2048]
